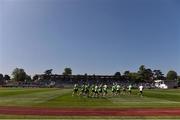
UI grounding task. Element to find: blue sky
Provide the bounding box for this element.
[1,0,180,76]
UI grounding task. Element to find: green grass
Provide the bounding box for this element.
[0,88,71,106]
[0,88,180,119]
[0,88,180,108]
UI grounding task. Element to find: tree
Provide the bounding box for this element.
[4,74,10,80]
[114,72,121,76]
[44,69,53,75]
[114,72,121,81]
[12,68,26,82]
[25,75,32,82]
[4,75,10,82]
[43,69,53,80]
[166,70,177,80]
[153,70,164,80]
[144,68,153,82]
[84,73,88,81]
[122,71,130,81]
[32,74,39,81]
[0,73,3,84]
[178,76,180,86]
[139,65,146,73]
[138,65,146,81]
[128,72,141,83]
[0,74,3,80]
[137,65,153,82]
[124,71,130,76]
[63,68,72,75]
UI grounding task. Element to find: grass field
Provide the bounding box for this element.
[0,88,180,108]
[0,87,180,119]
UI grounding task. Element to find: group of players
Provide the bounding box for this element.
[72,83,144,97]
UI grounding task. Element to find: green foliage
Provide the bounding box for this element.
[0,73,3,81]
[138,65,153,82]
[139,65,146,72]
[166,70,177,80]
[122,66,165,83]
[43,69,53,80]
[63,68,72,75]
[12,68,26,82]
[44,69,53,75]
[25,75,32,82]
[0,74,3,80]
[128,72,141,83]
[32,74,39,81]
[114,72,121,76]
[153,70,164,80]
[178,76,180,86]
[0,74,3,84]
[124,71,130,76]
[123,71,130,80]
[4,75,10,80]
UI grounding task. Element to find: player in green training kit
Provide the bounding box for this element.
[79,84,85,96]
[90,84,95,97]
[122,85,127,95]
[72,84,79,96]
[84,84,90,97]
[111,83,116,96]
[103,84,108,97]
[94,84,98,97]
[98,84,103,97]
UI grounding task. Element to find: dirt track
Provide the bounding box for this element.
[0,106,180,116]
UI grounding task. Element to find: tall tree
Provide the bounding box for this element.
[114,72,121,76]
[123,71,130,81]
[166,70,177,80]
[84,73,88,81]
[12,68,26,82]
[32,74,39,81]
[178,76,180,86]
[144,68,153,82]
[43,69,53,80]
[63,68,72,75]
[138,65,153,82]
[0,74,3,80]
[139,65,146,73]
[114,72,121,81]
[25,75,32,82]
[44,69,53,75]
[4,74,10,80]
[4,74,10,83]
[124,71,130,76]
[0,73,3,84]
[128,72,141,83]
[153,70,164,80]
[137,65,146,82]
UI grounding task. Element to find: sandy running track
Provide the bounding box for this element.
[0,106,180,116]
